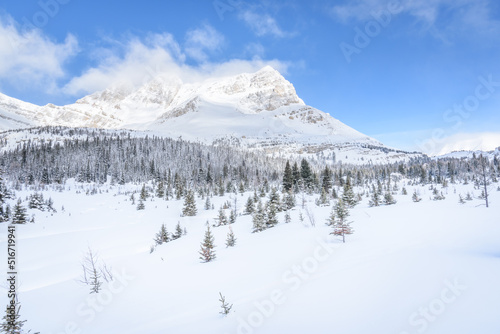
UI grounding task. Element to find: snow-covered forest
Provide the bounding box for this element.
[0,126,499,333]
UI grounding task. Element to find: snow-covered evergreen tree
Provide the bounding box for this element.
[12,199,27,224]
[199,223,216,262]
[252,201,266,233]
[225,226,236,248]
[182,190,197,216]
[330,199,353,243]
[154,224,170,245]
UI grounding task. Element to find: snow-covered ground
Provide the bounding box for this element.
[1,181,499,334]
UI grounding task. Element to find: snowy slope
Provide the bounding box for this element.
[1,181,499,333]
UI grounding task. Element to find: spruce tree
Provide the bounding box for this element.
[215,207,228,227]
[321,166,332,193]
[154,224,170,245]
[199,223,216,262]
[0,302,28,334]
[136,199,145,210]
[156,181,165,198]
[369,191,381,207]
[225,226,236,248]
[342,178,357,208]
[412,190,422,202]
[172,222,183,240]
[265,200,279,228]
[140,184,148,201]
[331,199,353,243]
[244,196,255,215]
[12,199,27,224]
[218,292,233,316]
[282,160,293,192]
[182,190,197,216]
[252,201,265,233]
[204,196,211,210]
[383,192,397,205]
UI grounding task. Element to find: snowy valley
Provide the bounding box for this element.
[0,68,499,334]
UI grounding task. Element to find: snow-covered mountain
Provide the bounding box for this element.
[0,66,421,163]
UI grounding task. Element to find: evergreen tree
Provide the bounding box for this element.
[199,223,216,262]
[156,181,165,198]
[218,292,233,316]
[136,199,145,210]
[342,178,357,208]
[140,184,148,201]
[300,159,314,191]
[369,191,381,207]
[225,226,236,248]
[252,201,265,233]
[172,222,183,240]
[265,200,279,228]
[282,160,293,192]
[458,194,465,204]
[0,302,28,334]
[12,199,27,224]
[214,207,229,227]
[244,196,255,215]
[292,162,301,192]
[321,166,332,193]
[284,210,291,223]
[204,196,211,210]
[154,224,170,245]
[229,210,236,225]
[412,190,422,202]
[182,190,197,216]
[283,191,296,210]
[330,199,353,243]
[383,192,397,205]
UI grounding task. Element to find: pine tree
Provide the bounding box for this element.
[225,226,236,248]
[182,190,197,216]
[252,201,265,233]
[458,194,465,204]
[326,206,336,226]
[412,190,422,202]
[321,166,332,193]
[283,191,296,210]
[12,199,27,224]
[244,196,255,215]
[156,181,165,198]
[154,224,170,245]
[199,223,216,262]
[172,222,183,240]
[140,184,148,201]
[383,192,397,205]
[204,196,211,210]
[229,210,236,224]
[369,191,381,207]
[284,210,291,223]
[282,160,293,192]
[300,159,314,191]
[214,207,229,227]
[265,200,279,228]
[330,199,353,243]
[136,199,145,210]
[0,302,28,334]
[342,178,357,208]
[218,292,233,316]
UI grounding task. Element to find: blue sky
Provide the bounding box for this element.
[0,0,499,154]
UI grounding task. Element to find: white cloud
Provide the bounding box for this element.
[64,32,290,96]
[0,15,78,93]
[429,132,500,156]
[184,24,224,62]
[329,0,499,35]
[239,10,287,38]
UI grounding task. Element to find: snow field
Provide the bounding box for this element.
[0,181,499,333]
